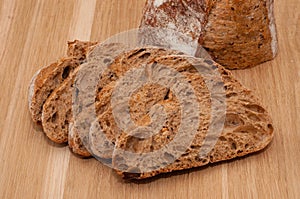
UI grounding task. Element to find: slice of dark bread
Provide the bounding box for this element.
[89,47,184,159]
[28,41,98,123]
[86,47,274,180]
[41,43,128,156]
[41,68,78,144]
[41,67,91,156]
[140,0,277,69]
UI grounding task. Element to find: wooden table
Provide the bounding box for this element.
[0,0,299,198]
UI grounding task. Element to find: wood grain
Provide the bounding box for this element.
[0,0,299,198]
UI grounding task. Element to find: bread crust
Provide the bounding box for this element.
[140,0,278,69]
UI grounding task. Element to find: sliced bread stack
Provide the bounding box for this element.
[28,42,274,179]
[28,40,98,156]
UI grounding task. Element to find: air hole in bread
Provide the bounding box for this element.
[226,92,237,98]
[127,48,146,59]
[247,112,261,122]
[51,112,58,123]
[267,124,274,132]
[234,126,258,135]
[219,136,227,141]
[108,72,116,80]
[244,104,265,113]
[138,52,151,59]
[164,152,175,162]
[62,66,71,79]
[222,70,228,76]
[225,113,244,127]
[103,58,111,64]
[45,89,54,99]
[231,142,237,150]
[164,89,171,100]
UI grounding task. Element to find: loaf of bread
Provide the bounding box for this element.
[140,0,278,69]
[86,47,274,179]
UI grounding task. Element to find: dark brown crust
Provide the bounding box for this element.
[200,0,276,69]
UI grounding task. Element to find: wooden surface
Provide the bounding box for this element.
[0,0,299,198]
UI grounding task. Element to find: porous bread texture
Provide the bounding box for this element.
[89,47,184,159]
[29,42,274,178]
[41,69,78,144]
[28,41,98,123]
[87,47,274,180]
[67,40,98,61]
[42,67,92,156]
[140,0,278,69]
[41,43,128,157]
[28,58,81,123]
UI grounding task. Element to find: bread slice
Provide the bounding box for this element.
[86,47,274,180]
[140,0,277,69]
[41,43,129,156]
[89,47,184,159]
[41,68,78,143]
[41,67,92,156]
[28,41,98,123]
